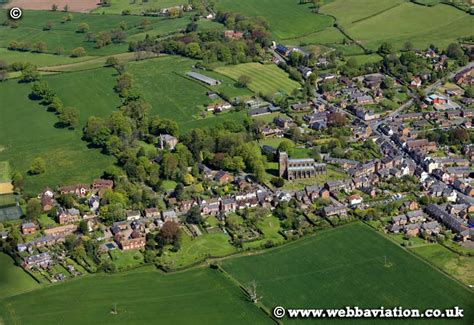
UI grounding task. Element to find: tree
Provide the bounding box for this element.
[71,47,86,57]
[245,280,262,303]
[51,4,58,11]
[464,86,474,98]
[63,4,69,12]
[271,177,285,188]
[277,139,294,153]
[186,205,202,224]
[184,42,202,59]
[76,22,90,33]
[105,56,119,67]
[237,75,251,88]
[58,107,80,128]
[43,21,53,31]
[378,42,394,55]
[403,41,413,52]
[29,157,46,175]
[34,41,48,53]
[157,221,181,247]
[96,31,112,48]
[26,198,42,220]
[12,172,24,191]
[446,43,463,60]
[79,220,88,234]
[20,66,40,83]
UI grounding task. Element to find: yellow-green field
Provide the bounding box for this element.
[215,63,300,96]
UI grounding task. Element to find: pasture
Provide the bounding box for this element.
[128,56,249,131]
[323,1,474,51]
[0,79,115,195]
[409,244,474,286]
[4,0,99,12]
[216,0,334,41]
[0,9,189,56]
[92,0,184,15]
[220,223,474,323]
[215,63,300,97]
[0,254,40,300]
[45,67,122,124]
[157,232,236,269]
[0,48,94,67]
[0,267,271,325]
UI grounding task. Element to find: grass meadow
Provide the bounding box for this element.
[0,254,40,299]
[215,63,300,96]
[0,79,115,195]
[128,56,249,131]
[0,9,189,56]
[221,223,474,324]
[0,267,271,325]
[322,1,473,51]
[216,0,334,41]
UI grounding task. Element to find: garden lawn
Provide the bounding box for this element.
[0,267,271,324]
[0,79,115,195]
[215,63,300,96]
[409,244,474,286]
[0,161,11,182]
[0,253,40,299]
[157,232,236,269]
[216,0,334,40]
[221,223,474,324]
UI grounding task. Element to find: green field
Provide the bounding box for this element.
[322,1,474,51]
[409,244,474,286]
[0,9,189,56]
[0,48,94,67]
[46,67,121,124]
[92,0,185,15]
[0,254,40,299]
[0,79,115,195]
[0,161,11,183]
[216,0,334,40]
[0,267,271,325]
[128,56,249,131]
[158,232,236,269]
[221,223,474,324]
[215,63,300,96]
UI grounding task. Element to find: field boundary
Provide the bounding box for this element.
[362,221,474,292]
[350,2,404,24]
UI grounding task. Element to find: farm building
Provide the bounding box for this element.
[186,72,221,86]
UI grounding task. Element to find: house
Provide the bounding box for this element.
[126,210,141,221]
[89,195,100,212]
[221,197,237,213]
[92,179,113,191]
[158,134,178,150]
[115,230,145,251]
[348,194,363,206]
[392,215,407,226]
[162,210,178,223]
[23,252,52,270]
[39,187,54,211]
[404,223,421,237]
[21,222,36,235]
[201,199,220,216]
[322,205,347,217]
[214,171,234,185]
[144,208,160,218]
[410,76,422,88]
[224,30,244,40]
[59,184,90,197]
[425,204,469,234]
[421,221,441,235]
[275,44,290,57]
[406,210,425,223]
[44,224,77,236]
[58,208,81,225]
[453,66,473,85]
